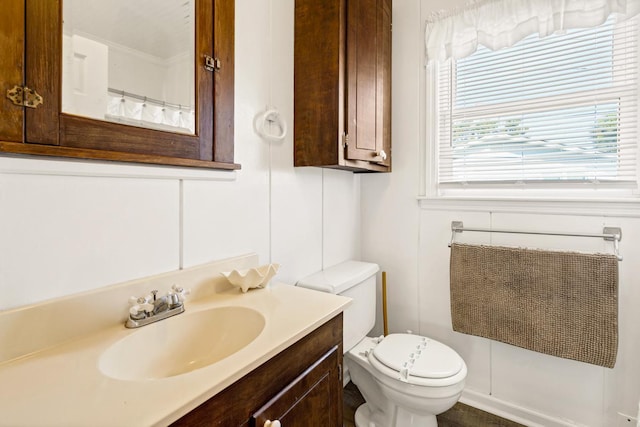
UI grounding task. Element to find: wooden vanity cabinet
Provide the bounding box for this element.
[294,0,392,172]
[252,346,341,427]
[172,313,343,427]
[0,0,238,170]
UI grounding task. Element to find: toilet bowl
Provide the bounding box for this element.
[296,260,467,427]
[346,335,467,427]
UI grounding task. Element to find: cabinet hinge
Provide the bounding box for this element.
[6,85,43,109]
[204,55,222,72]
[342,133,349,148]
[338,364,342,382]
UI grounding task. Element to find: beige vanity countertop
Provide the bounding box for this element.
[0,283,350,427]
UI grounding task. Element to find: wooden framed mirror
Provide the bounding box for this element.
[0,0,237,170]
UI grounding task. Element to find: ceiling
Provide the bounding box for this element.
[64,0,194,59]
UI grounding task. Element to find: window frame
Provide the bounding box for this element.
[423,16,640,201]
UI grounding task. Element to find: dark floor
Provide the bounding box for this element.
[343,382,525,427]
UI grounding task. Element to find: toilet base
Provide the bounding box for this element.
[354,402,438,427]
[354,403,386,427]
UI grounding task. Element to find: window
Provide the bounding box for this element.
[434,16,639,193]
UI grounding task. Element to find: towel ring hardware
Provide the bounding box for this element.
[254,108,287,142]
[449,221,623,261]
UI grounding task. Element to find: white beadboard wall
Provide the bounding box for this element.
[361,1,640,426]
[4,0,638,425]
[0,0,360,311]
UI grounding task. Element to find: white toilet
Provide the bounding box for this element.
[297,260,467,427]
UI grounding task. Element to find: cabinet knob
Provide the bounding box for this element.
[377,150,387,161]
[264,421,281,427]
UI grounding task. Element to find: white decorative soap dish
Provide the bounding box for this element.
[221,263,280,293]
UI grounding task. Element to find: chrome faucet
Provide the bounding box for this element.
[126,285,189,328]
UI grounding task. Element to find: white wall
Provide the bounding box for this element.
[165,53,194,107]
[62,34,109,119]
[63,35,194,121]
[361,1,640,426]
[0,0,359,312]
[109,47,194,107]
[108,47,168,101]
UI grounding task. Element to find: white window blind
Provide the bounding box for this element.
[437,16,639,187]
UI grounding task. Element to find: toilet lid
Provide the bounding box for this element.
[371,334,463,379]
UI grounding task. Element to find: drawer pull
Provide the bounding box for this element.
[264,421,281,427]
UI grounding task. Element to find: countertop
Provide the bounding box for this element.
[0,281,350,426]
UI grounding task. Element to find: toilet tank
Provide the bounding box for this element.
[296,261,379,353]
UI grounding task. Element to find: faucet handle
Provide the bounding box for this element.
[140,302,154,313]
[129,302,153,318]
[129,305,143,318]
[171,285,191,301]
[128,294,154,319]
[129,296,145,306]
[167,285,190,308]
[129,295,152,306]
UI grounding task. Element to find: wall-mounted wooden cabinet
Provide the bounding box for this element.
[294,0,391,173]
[172,314,343,426]
[0,0,238,170]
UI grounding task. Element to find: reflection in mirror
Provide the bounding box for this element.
[62,0,196,135]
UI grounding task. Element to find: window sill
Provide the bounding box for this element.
[417,196,640,217]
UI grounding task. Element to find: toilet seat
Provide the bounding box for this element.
[368,334,465,387]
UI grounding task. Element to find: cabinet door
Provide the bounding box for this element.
[293,0,345,168]
[213,0,236,164]
[0,0,25,143]
[25,0,60,146]
[346,0,391,168]
[251,346,341,427]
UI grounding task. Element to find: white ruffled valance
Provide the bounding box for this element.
[425,0,640,63]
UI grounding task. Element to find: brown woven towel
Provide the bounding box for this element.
[450,243,619,368]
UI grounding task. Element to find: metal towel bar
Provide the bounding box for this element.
[449,221,623,261]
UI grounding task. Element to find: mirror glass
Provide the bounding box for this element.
[62,0,196,135]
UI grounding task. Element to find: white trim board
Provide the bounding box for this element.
[418,197,640,218]
[0,155,237,182]
[461,388,589,427]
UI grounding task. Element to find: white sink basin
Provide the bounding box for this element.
[99,306,265,380]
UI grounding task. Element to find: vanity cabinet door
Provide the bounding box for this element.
[0,0,238,170]
[251,346,341,427]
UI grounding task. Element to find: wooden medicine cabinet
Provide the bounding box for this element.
[294,0,392,173]
[0,0,238,170]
